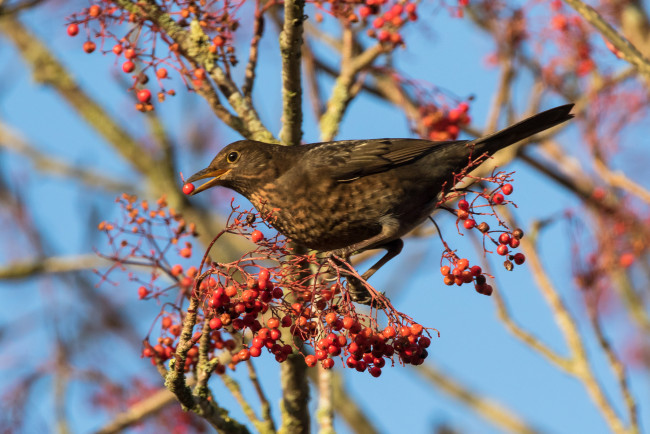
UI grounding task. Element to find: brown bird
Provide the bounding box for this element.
[187,104,574,303]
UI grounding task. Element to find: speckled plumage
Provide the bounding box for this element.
[187,104,574,266]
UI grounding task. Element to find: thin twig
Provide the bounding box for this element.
[415,363,541,434]
[242,0,265,101]
[246,360,276,431]
[587,301,639,432]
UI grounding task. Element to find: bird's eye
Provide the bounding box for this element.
[226,151,239,163]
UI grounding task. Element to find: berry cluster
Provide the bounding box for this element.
[440,259,493,295]
[421,101,471,141]
[66,1,241,110]
[99,197,434,377]
[362,1,419,46]
[435,169,528,295]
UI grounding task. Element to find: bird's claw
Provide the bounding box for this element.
[346,274,385,308]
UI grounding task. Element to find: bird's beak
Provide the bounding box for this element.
[186,167,231,195]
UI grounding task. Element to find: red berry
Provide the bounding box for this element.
[250,347,261,357]
[67,24,79,37]
[259,268,270,282]
[112,44,123,55]
[137,89,152,103]
[251,230,264,243]
[619,252,635,268]
[88,4,102,17]
[502,183,513,195]
[182,183,195,195]
[513,253,526,265]
[171,264,183,276]
[440,265,451,276]
[496,245,509,256]
[156,68,168,79]
[458,102,470,113]
[457,209,469,220]
[369,367,382,377]
[470,265,482,276]
[209,317,222,329]
[267,317,280,329]
[498,233,511,245]
[405,3,416,13]
[124,48,137,59]
[321,358,335,369]
[138,286,149,299]
[359,6,372,18]
[492,193,505,205]
[305,355,317,367]
[457,258,469,270]
[383,325,396,338]
[509,238,520,248]
[458,199,469,211]
[448,108,461,122]
[377,30,390,42]
[83,41,96,53]
[194,68,206,79]
[373,17,385,28]
[464,219,476,229]
[122,61,135,73]
[342,316,355,329]
[238,348,250,361]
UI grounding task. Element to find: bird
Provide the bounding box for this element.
[186,104,574,303]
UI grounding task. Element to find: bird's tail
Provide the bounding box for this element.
[473,104,574,153]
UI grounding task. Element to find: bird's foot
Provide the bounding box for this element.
[345,274,385,308]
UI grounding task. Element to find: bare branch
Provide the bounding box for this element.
[319,42,387,141]
[0,254,109,280]
[242,0,266,100]
[563,0,650,83]
[95,388,178,434]
[415,363,541,434]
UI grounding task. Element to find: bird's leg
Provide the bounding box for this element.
[326,218,402,306]
[344,239,403,306]
[359,239,404,281]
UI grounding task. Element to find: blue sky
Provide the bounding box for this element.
[1,1,648,433]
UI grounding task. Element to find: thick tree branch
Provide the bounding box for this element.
[279,353,310,434]
[279,0,305,146]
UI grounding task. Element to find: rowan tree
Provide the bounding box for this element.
[0,0,649,433]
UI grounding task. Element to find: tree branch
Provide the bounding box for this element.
[279,353,310,434]
[563,0,650,83]
[279,0,305,146]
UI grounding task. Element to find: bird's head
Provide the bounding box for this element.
[186,140,285,196]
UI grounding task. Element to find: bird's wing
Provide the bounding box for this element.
[304,138,467,181]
